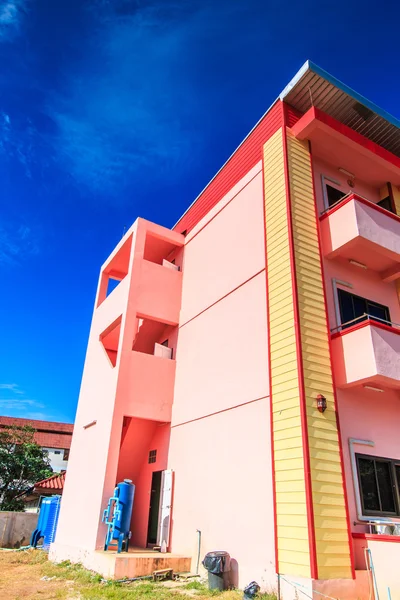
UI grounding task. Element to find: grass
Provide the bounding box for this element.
[0,549,278,600]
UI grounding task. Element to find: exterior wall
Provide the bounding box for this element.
[264,128,352,580]
[54,220,184,556]
[287,133,352,580]
[337,387,400,531]
[311,120,400,598]
[126,423,170,548]
[169,166,275,589]
[0,511,38,548]
[43,447,69,472]
[264,128,311,578]
[0,417,73,473]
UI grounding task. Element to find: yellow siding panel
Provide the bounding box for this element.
[263,129,310,577]
[286,130,352,580]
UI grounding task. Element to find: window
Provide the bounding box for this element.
[54,450,61,455]
[357,454,400,517]
[63,449,70,461]
[326,184,347,208]
[378,196,395,214]
[148,449,157,464]
[337,288,390,329]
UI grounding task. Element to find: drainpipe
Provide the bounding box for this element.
[196,529,201,575]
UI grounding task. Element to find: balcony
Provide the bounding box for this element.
[331,317,400,390]
[123,350,176,422]
[135,259,183,325]
[320,194,400,280]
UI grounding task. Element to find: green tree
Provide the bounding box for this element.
[0,425,53,511]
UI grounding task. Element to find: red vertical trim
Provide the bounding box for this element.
[282,117,318,580]
[262,106,284,576]
[308,140,356,580]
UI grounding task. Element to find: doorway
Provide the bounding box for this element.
[147,471,162,546]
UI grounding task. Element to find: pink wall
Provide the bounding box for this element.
[313,156,380,215]
[117,419,170,548]
[168,165,275,588]
[179,167,266,324]
[337,387,400,532]
[323,259,400,332]
[168,400,275,588]
[131,424,170,548]
[54,219,184,556]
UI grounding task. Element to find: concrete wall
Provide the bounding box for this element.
[0,511,38,548]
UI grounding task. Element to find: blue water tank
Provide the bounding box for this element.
[30,496,52,548]
[102,479,135,552]
[42,496,61,550]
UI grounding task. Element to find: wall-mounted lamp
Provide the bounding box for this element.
[316,394,327,413]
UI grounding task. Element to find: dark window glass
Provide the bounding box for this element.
[337,289,390,328]
[358,457,380,512]
[367,302,389,323]
[148,449,157,464]
[357,455,398,516]
[326,184,347,207]
[396,465,400,490]
[338,290,354,325]
[378,197,394,213]
[376,461,396,513]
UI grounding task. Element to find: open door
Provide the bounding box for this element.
[147,471,162,546]
[157,469,173,550]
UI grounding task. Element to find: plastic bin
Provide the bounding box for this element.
[202,551,231,590]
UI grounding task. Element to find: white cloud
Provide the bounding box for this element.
[0,398,45,410]
[0,1,27,40]
[0,382,46,417]
[0,383,24,394]
[0,223,39,265]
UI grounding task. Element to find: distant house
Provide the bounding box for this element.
[22,471,66,512]
[0,416,73,473]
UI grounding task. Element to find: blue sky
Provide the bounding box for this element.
[1,0,399,423]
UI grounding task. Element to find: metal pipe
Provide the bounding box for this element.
[196,529,201,575]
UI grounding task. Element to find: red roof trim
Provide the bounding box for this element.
[34,471,66,491]
[174,101,295,235]
[0,416,73,433]
[291,107,400,171]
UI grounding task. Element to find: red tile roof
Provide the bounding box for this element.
[34,471,66,491]
[0,416,73,449]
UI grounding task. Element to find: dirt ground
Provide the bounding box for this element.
[0,549,73,599]
[0,549,275,600]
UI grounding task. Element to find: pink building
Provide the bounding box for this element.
[51,62,400,599]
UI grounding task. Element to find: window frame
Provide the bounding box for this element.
[356,452,400,518]
[321,175,346,211]
[336,287,391,329]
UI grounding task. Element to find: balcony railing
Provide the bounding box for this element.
[331,313,400,335]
